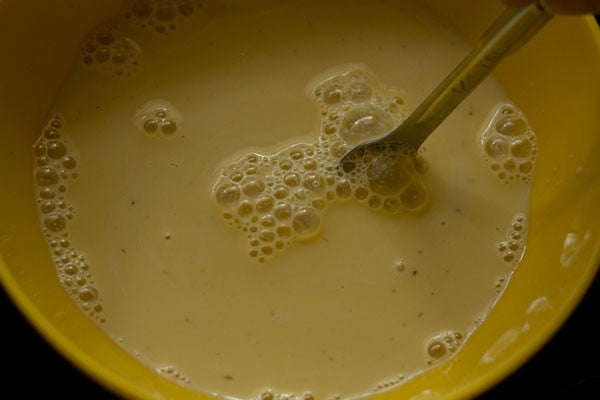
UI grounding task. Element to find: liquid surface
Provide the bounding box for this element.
[32,1,537,399]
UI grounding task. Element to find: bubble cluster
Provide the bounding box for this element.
[496,213,527,266]
[134,99,182,137]
[33,114,104,322]
[258,390,314,400]
[80,25,141,78]
[424,330,464,365]
[212,67,430,262]
[157,365,192,385]
[494,275,506,293]
[481,104,537,184]
[373,376,405,393]
[124,0,205,35]
[311,68,405,143]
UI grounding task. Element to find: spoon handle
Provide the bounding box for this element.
[389,2,553,148]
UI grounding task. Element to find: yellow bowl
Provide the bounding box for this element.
[1,0,599,399]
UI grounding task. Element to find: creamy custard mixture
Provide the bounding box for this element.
[32,1,538,399]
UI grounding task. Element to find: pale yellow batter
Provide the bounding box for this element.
[32,1,537,399]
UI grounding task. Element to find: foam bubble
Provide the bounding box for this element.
[47,141,67,159]
[133,99,182,137]
[510,137,532,158]
[292,207,321,238]
[495,115,527,136]
[424,330,464,364]
[483,136,508,158]
[44,214,67,232]
[256,196,275,213]
[36,167,60,186]
[215,182,241,205]
[273,202,292,220]
[335,179,352,198]
[242,177,265,197]
[339,105,395,145]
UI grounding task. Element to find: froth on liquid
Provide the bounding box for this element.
[32,1,537,399]
[211,68,431,262]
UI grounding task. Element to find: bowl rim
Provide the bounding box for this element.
[1,12,599,400]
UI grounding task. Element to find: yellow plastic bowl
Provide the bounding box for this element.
[1,1,599,399]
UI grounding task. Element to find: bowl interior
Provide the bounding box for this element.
[1,1,599,399]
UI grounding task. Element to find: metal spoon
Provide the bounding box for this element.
[340,2,553,166]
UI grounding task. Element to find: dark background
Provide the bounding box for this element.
[2,13,599,400]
